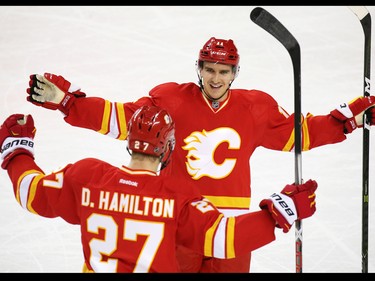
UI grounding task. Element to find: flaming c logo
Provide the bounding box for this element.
[182,127,240,180]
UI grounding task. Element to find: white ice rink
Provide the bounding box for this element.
[0,6,375,273]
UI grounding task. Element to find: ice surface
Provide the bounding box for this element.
[0,6,374,273]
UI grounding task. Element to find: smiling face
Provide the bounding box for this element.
[199,61,236,102]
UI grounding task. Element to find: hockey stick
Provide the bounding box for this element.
[250,7,303,273]
[348,6,372,273]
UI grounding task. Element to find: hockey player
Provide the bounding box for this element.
[26,37,375,272]
[0,106,317,272]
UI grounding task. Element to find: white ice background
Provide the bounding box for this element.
[0,6,374,273]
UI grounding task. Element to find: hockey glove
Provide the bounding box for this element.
[0,114,36,169]
[259,179,318,233]
[330,96,375,134]
[27,73,86,116]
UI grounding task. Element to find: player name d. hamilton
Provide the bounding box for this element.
[81,187,175,218]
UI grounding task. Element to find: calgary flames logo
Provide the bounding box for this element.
[182,127,240,180]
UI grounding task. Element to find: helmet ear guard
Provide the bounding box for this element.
[126,105,175,169]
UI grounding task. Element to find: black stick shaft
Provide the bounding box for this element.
[250,7,302,272]
[348,6,371,273]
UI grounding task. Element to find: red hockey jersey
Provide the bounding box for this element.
[65,82,346,212]
[6,154,276,272]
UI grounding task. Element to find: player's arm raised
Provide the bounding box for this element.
[26,72,134,139]
[27,73,86,116]
[0,114,36,169]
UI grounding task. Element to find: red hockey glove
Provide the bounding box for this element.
[0,114,36,169]
[26,73,86,116]
[259,179,318,233]
[331,96,375,134]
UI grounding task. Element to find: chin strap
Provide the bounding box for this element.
[159,141,174,171]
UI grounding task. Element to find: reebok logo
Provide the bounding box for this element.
[119,179,138,187]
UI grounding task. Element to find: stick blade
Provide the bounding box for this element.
[348,6,369,20]
[250,7,299,52]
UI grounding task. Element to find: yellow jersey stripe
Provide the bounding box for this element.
[116,103,128,140]
[204,214,224,256]
[226,217,236,258]
[98,100,112,134]
[203,195,250,209]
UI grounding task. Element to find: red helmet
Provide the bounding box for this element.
[198,37,240,67]
[127,105,175,160]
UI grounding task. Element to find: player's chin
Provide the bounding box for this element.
[207,87,226,99]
